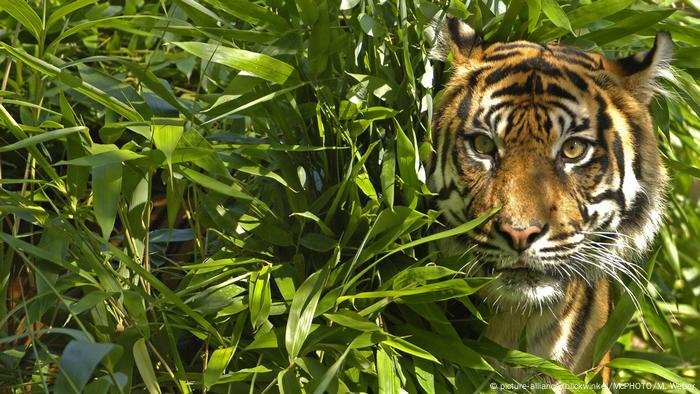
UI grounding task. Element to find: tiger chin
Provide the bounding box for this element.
[428,18,672,381]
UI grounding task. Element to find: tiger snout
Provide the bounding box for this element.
[493,220,546,252]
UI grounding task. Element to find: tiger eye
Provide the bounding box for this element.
[472,135,496,155]
[562,139,587,160]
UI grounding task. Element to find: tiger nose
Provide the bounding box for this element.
[497,223,543,252]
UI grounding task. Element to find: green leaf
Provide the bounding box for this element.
[172,42,294,85]
[524,0,541,32]
[667,159,700,179]
[380,143,396,209]
[105,243,224,344]
[377,345,401,394]
[312,344,352,394]
[382,337,439,362]
[69,291,114,315]
[0,43,142,121]
[0,126,87,153]
[58,149,144,167]
[340,0,360,10]
[249,265,272,329]
[577,10,676,46]
[532,0,637,40]
[568,0,636,29]
[133,339,161,394]
[203,347,235,389]
[466,339,593,392]
[606,358,700,393]
[300,232,337,252]
[177,166,254,201]
[46,0,98,29]
[396,123,420,190]
[152,117,184,173]
[279,367,302,394]
[541,0,572,32]
[337,277,490,304]
[359,13,386,37]
[54,340,117,394]
[308,2,330,75]
[202,83,305,125]
[123,290,150,338]
[592,290,637,365]
[0,0,43,41]
[324,310,381,332]
[92,163,122,240]
[414,358,436,394]
[285,269,327,360]
[200,0,289,31]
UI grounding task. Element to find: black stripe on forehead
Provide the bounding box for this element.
[552,46,596,63]
[594,94,612,143]
[483,51,523,62]
[546,83,578,102]
[544,100,577,119]
[543,108,554,133]
[492,72,546,98]
[550,50,599,69]
[500,104,550,141]
[490,42,545,52]
[457,67,488,119]
[485,57,563,85]
[557,55,598,69]
[564,69,589,92]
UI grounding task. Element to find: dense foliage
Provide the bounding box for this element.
[0,0,699,392]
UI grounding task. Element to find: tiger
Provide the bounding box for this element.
[427,17,673,379]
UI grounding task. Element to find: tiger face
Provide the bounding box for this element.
[430,18,672,310]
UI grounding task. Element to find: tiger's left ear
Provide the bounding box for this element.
[431,17,482,64]
[611,32,674,105]
[446,17,481,64]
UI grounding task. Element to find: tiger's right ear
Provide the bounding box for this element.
[445,17,481,64]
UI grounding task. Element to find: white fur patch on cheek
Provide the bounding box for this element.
[587,200,621,228]
[610,107,643,208]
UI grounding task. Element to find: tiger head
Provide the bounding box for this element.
[429,18,672,309]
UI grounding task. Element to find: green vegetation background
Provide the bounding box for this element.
[0,0,698,392]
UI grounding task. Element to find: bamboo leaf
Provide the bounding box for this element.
[541,0,572,32]
[203,347,235,388]
[249,265,272,330]
[606,358,700,394]
[46,0,97,29]
[0,0,43,41]
[133,339,161,394]
[200,0,289,31]
[54,341,117,394]
[172,41,294,85]
[577,10,675,45]
[92,163,122,240]
[151,117,184,173]
[285,269,327,360]
[0,126,87,153]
